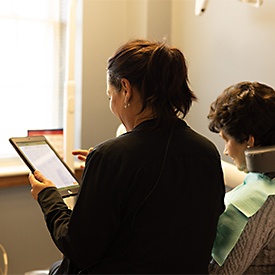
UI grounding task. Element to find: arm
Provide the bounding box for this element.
[35,147,126,270]
[29,171,73,253]
[209,196,275,274]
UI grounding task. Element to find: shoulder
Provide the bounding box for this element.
[93,131,141,156]
[254,195,275,222]
[244,195,275,238]
[173,119,221,158]
[85,131,144,169]
[209,196,275,274]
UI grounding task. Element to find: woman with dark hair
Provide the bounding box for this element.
[208,81,275,274]
[29,39,225,274]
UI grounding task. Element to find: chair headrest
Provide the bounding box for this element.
[245,145,275,178]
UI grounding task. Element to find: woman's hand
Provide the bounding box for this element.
[72,147,93,169]
[29,170,56,201]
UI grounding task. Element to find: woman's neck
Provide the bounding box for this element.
[125,108,155,131]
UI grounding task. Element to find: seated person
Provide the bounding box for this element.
[28,39,225,274]
[207,81,275,274]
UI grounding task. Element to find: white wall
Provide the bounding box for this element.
[0,186,61,274]
[75,0,172,149]
[171,0,275,162]
[76,0,275,163]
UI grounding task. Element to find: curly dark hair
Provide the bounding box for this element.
[208,81,275,146]
[107,39,197,126]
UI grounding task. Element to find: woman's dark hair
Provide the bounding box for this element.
[107,39,197,125]
[208,81,275,146]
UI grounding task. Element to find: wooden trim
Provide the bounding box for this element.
[0,169,83,189]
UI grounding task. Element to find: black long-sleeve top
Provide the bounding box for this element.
[38,119,225,274]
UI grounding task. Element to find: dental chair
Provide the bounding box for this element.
[221,145,275,191]
[245,145,275,178]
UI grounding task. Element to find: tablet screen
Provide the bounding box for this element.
[9,136,79,197]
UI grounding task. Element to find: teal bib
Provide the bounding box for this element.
[212,173,275,266]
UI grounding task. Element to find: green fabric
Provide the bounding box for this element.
[212,173,275,266]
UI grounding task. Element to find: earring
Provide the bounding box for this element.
[124,103,130,109]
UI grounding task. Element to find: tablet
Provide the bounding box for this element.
[9,136,79,198]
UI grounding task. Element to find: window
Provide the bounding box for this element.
[0,0,68,162]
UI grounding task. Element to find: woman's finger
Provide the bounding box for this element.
[72,149,89,157]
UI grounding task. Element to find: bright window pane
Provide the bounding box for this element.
[0,0,67,159]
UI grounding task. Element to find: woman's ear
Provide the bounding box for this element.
[121,78,131,92]
[247,136,255,148]
[120,78,132,103]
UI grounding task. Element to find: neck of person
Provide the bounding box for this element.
[124,107,155,132]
